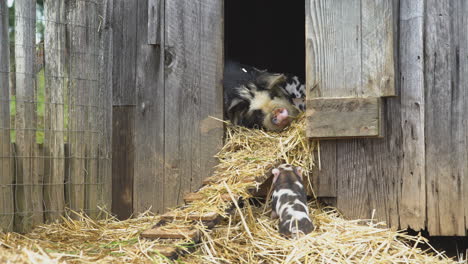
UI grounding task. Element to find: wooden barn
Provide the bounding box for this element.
[0,0,466,239]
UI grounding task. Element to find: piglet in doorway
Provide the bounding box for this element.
[271,164,314,238]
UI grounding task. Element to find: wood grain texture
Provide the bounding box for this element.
[0,1,14,232]
[398,0,426,231]
[43,0,66,223]
[164,0,223,209]
[14,0,36,232]
[84,0,101,219]
[425,0,467,236]
[460,0,468,233]
[140,227,199,240]
[147,0,163,45]
[112,107,134,219]
[112,0,137,106]
[133,0,166,214]
[307,0,400,228]
[361,0,395,97]
[306,97,382,138]
[97,0,113,217]
[311,141,337,197]
[67,0,87,218]
[198,0,224,197]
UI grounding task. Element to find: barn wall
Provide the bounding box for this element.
[111,0,224,218]
[311,0,468,236]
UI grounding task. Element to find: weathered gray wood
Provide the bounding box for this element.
[111,0,137,218]
[148,0,163,45]
[198,1,224,193]
[112,0,137,106]
[311,141,337,198]
[14,0,36,233]
[306,0,361,98]
[133,0,166,214]
[31,144,44,225]
[43,0,66,223]
[398,0,426,231]
[112,106,134,219]
[0,1,14,232]
[306,97,382,138]
[425,0,467,236]
[97,0,113,217]
[164,0,224,209]
[307,0,400,227]
[84,0,101,219]
[460,0,468,233]
[361,0,395,97]
[67,0,89,218]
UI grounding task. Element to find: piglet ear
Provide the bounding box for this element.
[272,168,280,184]
[295,166,303,180]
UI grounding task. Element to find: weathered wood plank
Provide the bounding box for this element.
[198,0,224,192]
[98,0,114,217]
[361,0,395,97]
[133,0,166,214]
[184,192,231,204]
[306,97,382,138]
[112,0,137,106]
[460,0,468,233]
[398,0,426,231]
[14,0,36,233]
[164,0,223,208]
[84,0,102,219]
[112,106,134,219]
[311,141,337,198]
[140,227,199,240]
[67,0,91,219]
[31,144,44,225]
[43,0,66,223]
[160,211,219,222]
[425,0,467,236]
[306,0,361,99]
[147,0,163,45]
[0,1,14,232]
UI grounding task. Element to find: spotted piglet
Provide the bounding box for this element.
[271,164,314,238]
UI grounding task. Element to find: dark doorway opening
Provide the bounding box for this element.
[225,1,305,79]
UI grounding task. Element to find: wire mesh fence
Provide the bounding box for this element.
[0,0,112,233]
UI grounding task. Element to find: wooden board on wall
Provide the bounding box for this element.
[305,0,394,139]
[0,1,14,232]
[424,0,467,236]
[164,0,223,209]
[14,0,37,232]
[307,97,382,138]
[398,0,426,231]
[111,0,138,219]
[306,0,400,227]
[133,0,166,214]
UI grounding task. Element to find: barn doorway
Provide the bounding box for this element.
[224,1,305,79]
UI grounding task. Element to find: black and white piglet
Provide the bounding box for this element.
[271,164,314,238]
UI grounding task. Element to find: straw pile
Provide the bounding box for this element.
[0,115,462,263]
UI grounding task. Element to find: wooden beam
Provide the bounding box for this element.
[306,97,382,138]
[160,211,219,222]
[14,0,36,232]
[140,227,199,240]
[398,0,426,231]
[112,106,135,220]
[0,0,14,232]
[43,0,66,223]
[425,0,467,236]
[133,0,166,214]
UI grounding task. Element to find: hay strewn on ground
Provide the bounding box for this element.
[0,115,462,263]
